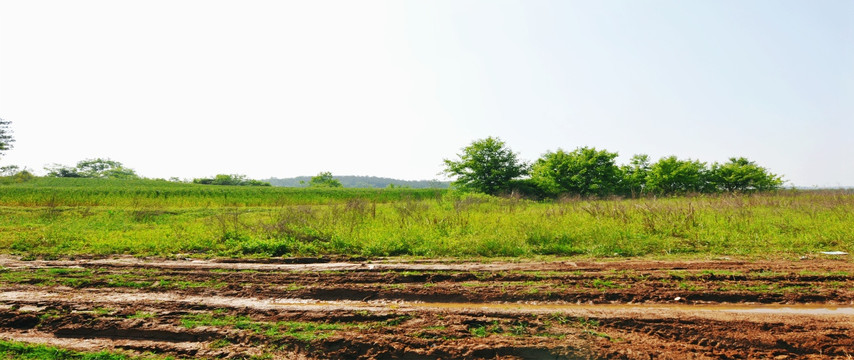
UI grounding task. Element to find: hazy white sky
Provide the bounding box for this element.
[1,1,851,186]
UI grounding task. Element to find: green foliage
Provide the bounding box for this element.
[620,154,651,197]
[444,138,782,198]
[645,156,708,195]
[443,137,528,195]
[308,172,343,188]
[45,158,139,179]
[531,147,622,198]
[0,118,13,159]
[708,157,783,192]
[193,174,271,186]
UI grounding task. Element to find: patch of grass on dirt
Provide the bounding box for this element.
[798,270,851,277]
[283,284,304,291]
[699,270,743,277]
[677,282,702,291]
[0,339,177,359]
[590,279,624,290]
[383,315,412,326]
[180,312,347,342]
[157,279,226,290]
[127,311,155,319]
[92,307,113,316]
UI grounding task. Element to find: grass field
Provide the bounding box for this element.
[0,178,851,259]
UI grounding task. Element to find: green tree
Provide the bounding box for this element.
[646,156,708,195]
[0,118,14,159]
[443,137,528,195]
[620,154,651,197]
[530,147,622,197]
[44,164,82,178]
[708,157,783,192]
[76,158,138,179]
[309,171,343,188]
[45,158,139,179]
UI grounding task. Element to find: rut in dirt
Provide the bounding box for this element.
[1,257,853,359]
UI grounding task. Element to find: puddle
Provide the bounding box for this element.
[270,300,854,316]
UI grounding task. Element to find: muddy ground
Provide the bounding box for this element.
[0,256,852,359]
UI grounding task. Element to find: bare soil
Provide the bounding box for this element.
[0,256,852,359]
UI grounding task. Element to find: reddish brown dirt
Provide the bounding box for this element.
[0,256,852,359]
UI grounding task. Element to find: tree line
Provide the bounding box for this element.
[443,137,783,198]
[0,118,784,195]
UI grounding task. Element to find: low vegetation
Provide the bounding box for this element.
[0,178,849,259]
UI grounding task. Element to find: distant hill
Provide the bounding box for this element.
[265,176,450,189]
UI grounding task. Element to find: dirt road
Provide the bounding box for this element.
[0,256,852,359]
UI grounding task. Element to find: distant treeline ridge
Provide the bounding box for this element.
[266,176,450,189]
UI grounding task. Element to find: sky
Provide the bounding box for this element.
[0,0,851,186]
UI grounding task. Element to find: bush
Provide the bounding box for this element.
[193,174,271,186]
[530,147,622,198]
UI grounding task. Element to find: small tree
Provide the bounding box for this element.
[0,118,14,159]
[646,156,708,195]
[443,137,528,195]
[309,172,342,188]
[708,157,783,192]
[531,147,622,198]
[76,158,138,179]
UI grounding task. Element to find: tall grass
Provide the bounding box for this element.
[1,178,851,259]
[0,178,445,207]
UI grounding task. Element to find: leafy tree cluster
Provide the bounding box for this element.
[444,137,783,198]
[193,174,271,186]
[45,158,140,179]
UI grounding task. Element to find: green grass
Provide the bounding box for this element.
[127,311,155,319]
[1,178,852,259]
[0,339,178,360]
[0,177,443,207]
[180,312,346,342]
